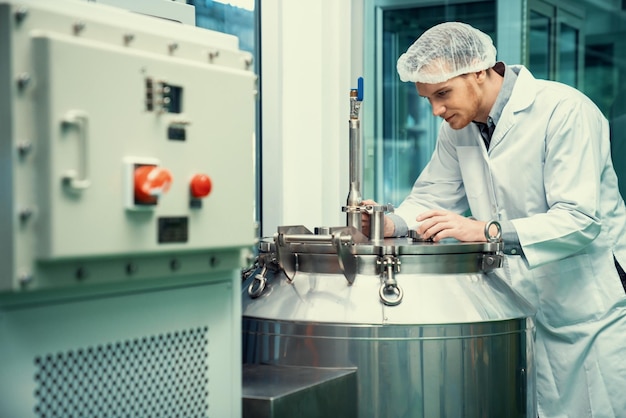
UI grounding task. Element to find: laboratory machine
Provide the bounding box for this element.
[0,0,256,416]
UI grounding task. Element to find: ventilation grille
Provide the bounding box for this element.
[33,326,210,418]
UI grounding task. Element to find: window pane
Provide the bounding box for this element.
[188,0,255,53]
[529,10,550,80]
[368,0,626,204]
[379,2,496,206]
[559,23,578,87]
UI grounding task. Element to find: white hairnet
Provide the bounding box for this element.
[397,22,497,84]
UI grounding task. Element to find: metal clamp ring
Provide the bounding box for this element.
[247,273,267,299]
[484,220,502,243]
[379,283,404,306]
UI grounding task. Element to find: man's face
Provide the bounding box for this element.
[416,73,483,130]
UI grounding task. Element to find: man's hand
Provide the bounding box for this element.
[416,210,488,242]
[361,199,395,237]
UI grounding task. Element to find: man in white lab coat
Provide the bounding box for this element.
[366,21,626,418]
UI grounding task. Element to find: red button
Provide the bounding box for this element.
[134,165,173,203]
[190,174,212,198]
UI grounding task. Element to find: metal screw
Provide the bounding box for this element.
[208,50,220,61]
[170,259,180,271]
[123,33,135,45]
[16,73,31,90]
[14,6,28,23]
[73,21,85,35]
[17,141,32,156]
[126,263,138,275]
[75,267,88,281]
[18,272,33,287]
[18,207,33,222]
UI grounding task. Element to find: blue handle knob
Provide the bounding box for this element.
[357,77,364,101]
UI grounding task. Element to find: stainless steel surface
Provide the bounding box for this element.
[242,242,531,324]
[267,229,504,277]
[242,364,357,418]
[242,235,537,418]
[243,316,532,418]
[362,203,393,242]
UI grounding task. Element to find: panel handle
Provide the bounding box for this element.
[61,110,90,191]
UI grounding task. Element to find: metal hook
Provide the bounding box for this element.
[247,267,268,299]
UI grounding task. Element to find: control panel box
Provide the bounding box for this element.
[0,0,257,291]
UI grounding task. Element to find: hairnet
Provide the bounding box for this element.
[396,22,497,84]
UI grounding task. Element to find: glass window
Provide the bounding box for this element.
[527,0,626,199]
[527,2,583,87]
[188,0,256,53]
[558,23,578,87]
[366,0,496,206]
[365,0,626,203]
[529,10,551,80]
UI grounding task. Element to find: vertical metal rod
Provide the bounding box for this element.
[345,78,364,230]
[346,117,362,229]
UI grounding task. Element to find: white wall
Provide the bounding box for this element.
[260,0,364,237]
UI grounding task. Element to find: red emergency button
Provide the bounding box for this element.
[134,165,173,204]
[190,174,212,198]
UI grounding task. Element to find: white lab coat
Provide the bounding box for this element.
[395,65,626,418]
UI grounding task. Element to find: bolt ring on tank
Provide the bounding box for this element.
[484,220,502,243]
[247,268,268,298]
[379,282,404,306]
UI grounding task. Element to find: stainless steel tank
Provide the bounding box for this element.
[241,79,537,417]
[242,226,536,418]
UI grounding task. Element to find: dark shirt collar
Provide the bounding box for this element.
[487,62,516,128]
[473,62,518,147]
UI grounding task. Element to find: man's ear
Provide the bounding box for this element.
[475,69,488,84]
